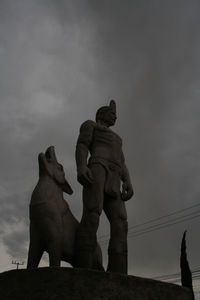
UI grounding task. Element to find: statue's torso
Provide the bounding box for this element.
[90,123,123,166]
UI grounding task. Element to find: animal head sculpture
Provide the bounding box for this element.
[38,146,73,195]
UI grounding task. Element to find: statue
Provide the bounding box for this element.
[75,100,134,274]
[27,146,103,270]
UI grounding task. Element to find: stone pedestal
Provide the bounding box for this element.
[0,267,193,300]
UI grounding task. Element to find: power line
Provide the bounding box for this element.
[128,210,200,235]
[98,203,200,241]
[152,268,200,282]
[151,270,200,296]
[128,203,200,231]
[161,275,200,284]
[99,211,200,244]
[128,213,200,238]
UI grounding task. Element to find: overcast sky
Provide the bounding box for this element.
[1,0,200,297]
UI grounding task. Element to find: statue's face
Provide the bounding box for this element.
[101,109,117,127]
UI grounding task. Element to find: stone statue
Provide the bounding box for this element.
[75,100,133,274]
[27,146,103,270]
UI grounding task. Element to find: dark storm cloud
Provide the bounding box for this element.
[0,191,29,260]
[0,0,101,265]
[0,2,200,294]
[71,0,200,278]
[2,228,28,260]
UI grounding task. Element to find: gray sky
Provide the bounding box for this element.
[1,0,200,296]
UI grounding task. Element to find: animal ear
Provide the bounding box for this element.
[61,179,73,195]
[109,99,116,113]
[38,153,53,177]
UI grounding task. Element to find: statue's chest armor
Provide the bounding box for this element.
[91,125,122,158]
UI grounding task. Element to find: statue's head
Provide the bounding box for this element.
[95,100,117,127]
[38,146,73,195]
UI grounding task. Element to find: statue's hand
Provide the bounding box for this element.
[77,167,94,187]
[121,181,134,201]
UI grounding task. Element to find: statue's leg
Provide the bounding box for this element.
[44,219,62,267]
[104,195,128,274]
[48,238,62,267]
[75,164,106,269]
[27,223,44,268]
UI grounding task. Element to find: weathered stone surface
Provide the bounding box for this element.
[27,146,103,270]
[75,100,133,273]
[0,267,193,300]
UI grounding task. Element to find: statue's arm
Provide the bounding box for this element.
[121,152,134,201]
[75,120,95,187]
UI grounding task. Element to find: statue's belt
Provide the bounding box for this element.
[88,156,122,172]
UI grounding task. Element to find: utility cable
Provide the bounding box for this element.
[98,203,200,241]
[99,211,200,245]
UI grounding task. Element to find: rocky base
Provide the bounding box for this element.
[0,267,193,300]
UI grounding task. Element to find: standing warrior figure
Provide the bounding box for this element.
[75,100,133,274]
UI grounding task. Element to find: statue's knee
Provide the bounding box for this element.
[118,219,128,236]
[80,211,100,230]
[88,212,100,229]
[111,218,128,236]
[121,219,128,234]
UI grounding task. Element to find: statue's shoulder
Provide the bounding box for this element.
[79,120,96,131]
